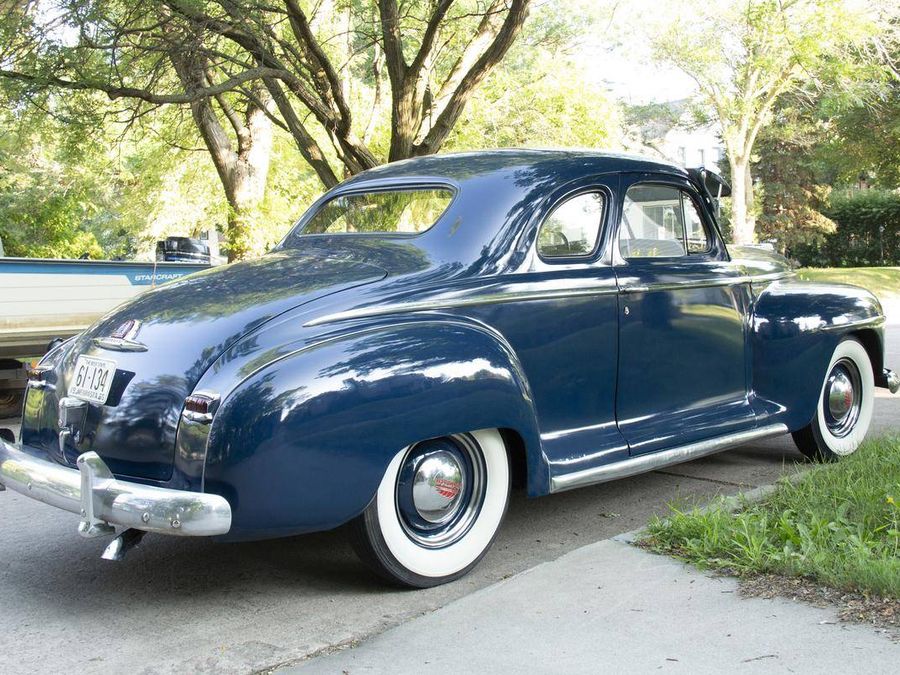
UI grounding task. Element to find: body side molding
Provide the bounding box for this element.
[549,423,789,493]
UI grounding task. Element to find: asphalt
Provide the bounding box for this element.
[0,324,897,673]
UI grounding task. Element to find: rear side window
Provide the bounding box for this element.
[537,192,605,259]
[302,188,453,235]
[618,184,711,258]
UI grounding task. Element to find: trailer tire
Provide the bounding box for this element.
[0,390,22,419]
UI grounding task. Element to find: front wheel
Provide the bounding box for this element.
[350,429,510,588]
[792,338,874,462]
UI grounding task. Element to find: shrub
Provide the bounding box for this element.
[790,190,900,267]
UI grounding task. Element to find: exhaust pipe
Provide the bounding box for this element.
[102,529,146,561]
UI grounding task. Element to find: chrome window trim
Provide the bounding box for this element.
[612,174,730,265]
[295,182,458,238]
[534,188,609,263]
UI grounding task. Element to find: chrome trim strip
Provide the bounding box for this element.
[549,423,789,493]
[92,337,148,352]
[0,440,231,537]
[750,271,795,284]
[182,410,214,424]
[305,272,794,327]
[304,285,619,327]
[621,271,793,294]
[819,315,885,332]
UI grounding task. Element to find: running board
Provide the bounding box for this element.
[549,424,789,493]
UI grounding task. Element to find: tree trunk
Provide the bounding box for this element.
[744,163,756,240]
[222,101,274,261]
[729,157,754,245]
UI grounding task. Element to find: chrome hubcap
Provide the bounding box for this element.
[412,451,465,524]
[395,435,486,549]
[823,358,862,438]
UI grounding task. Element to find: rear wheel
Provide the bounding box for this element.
[792,338,874,462]
[350,429,510,588]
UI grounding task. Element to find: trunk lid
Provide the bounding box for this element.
[52,251,386,481]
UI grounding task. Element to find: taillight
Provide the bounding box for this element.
[182,392,220,424]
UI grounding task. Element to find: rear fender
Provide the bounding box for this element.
[750,280,885,430]
[203,316,543,540]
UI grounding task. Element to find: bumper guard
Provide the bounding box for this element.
[879,368,900,394]
[0,439,231,538]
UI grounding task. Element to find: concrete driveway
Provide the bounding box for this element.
[1,326,898,674]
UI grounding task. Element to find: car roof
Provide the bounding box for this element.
[339,149,690,187]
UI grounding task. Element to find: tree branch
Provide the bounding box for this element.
[409,0,455,76]
[416,0,530,154]
[377,0,407,91]
[0,66,287,105]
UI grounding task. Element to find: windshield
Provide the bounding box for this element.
[301,188,453,235]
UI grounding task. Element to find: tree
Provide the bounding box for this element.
[753,37,900,255]
[0,1,532,259]
[640,0,895,244]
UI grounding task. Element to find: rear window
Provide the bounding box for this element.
[301,188,453,235]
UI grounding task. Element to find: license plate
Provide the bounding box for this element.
[69,356,117,404]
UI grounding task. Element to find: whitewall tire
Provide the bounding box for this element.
[350,429,510,588]
[792,338,874,461]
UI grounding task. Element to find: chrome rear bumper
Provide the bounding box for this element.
[0,439,231,537]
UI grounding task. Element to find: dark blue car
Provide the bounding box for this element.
[2,150,897,587]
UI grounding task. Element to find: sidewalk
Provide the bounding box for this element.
[286,537,898,674]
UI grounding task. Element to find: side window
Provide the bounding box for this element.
[683,194,710,254]
[618,185,712,258]
[537,192,605,259]
[619,185,686,258]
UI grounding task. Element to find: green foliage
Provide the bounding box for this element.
[790,191,900,267]
[0,105,132,259]
[636,0,897,243]
[644,437,900,597]
[445,2,620,151]
[821,82,900,188]
[754,96,838,253]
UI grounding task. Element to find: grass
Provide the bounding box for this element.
[796,267,900,304]
[643,437,900,598]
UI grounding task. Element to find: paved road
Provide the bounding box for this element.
[1,327,897,674]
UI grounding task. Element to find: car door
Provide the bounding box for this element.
[471,174,630,480]
[614,173,756,455]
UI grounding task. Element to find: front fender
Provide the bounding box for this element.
[202,316,543,540]
[751,280,885,430]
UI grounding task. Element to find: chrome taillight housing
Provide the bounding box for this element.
[182,392,220,424]
[25,364,56,390]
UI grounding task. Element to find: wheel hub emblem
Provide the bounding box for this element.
[432,477,461,500]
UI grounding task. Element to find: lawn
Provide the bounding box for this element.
[797,267,900,304]
[643,437,900,598]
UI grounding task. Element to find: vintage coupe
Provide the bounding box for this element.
[1,150,897,587]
